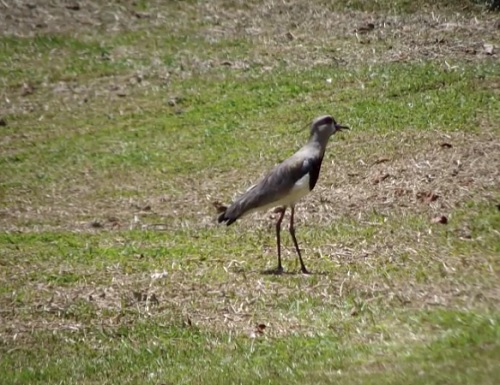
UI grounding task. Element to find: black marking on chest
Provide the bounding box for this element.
[307,156,324,191]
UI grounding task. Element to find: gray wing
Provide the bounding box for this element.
[218,154,323,225]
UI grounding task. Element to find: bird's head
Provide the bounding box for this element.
[311,115,349,137]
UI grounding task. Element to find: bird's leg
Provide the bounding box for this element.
[289,206,309,274]
[275,207,286,274]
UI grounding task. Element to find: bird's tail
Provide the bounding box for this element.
[216,197,252,226]
[212,200,236,225]
[217,207,238,226]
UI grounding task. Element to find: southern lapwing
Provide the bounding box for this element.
[218,115,349,274]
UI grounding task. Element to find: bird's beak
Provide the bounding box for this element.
[335,124,350,131]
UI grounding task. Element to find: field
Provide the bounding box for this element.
[1,0,499,384]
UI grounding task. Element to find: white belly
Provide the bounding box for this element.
[276,172,311,206]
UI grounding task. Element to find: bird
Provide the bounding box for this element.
[218,115,349,274]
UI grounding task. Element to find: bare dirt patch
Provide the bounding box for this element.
[199,0,500,67]
[0,0,187,37]
[310,125,500,221]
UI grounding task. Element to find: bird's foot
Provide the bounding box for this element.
[300,267,311,275]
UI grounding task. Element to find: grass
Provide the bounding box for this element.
[1,0,499,384]
[1,311,499,384]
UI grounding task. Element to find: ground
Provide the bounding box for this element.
[0,0,499,384]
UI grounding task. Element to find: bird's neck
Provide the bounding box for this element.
[308,131,331,153]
